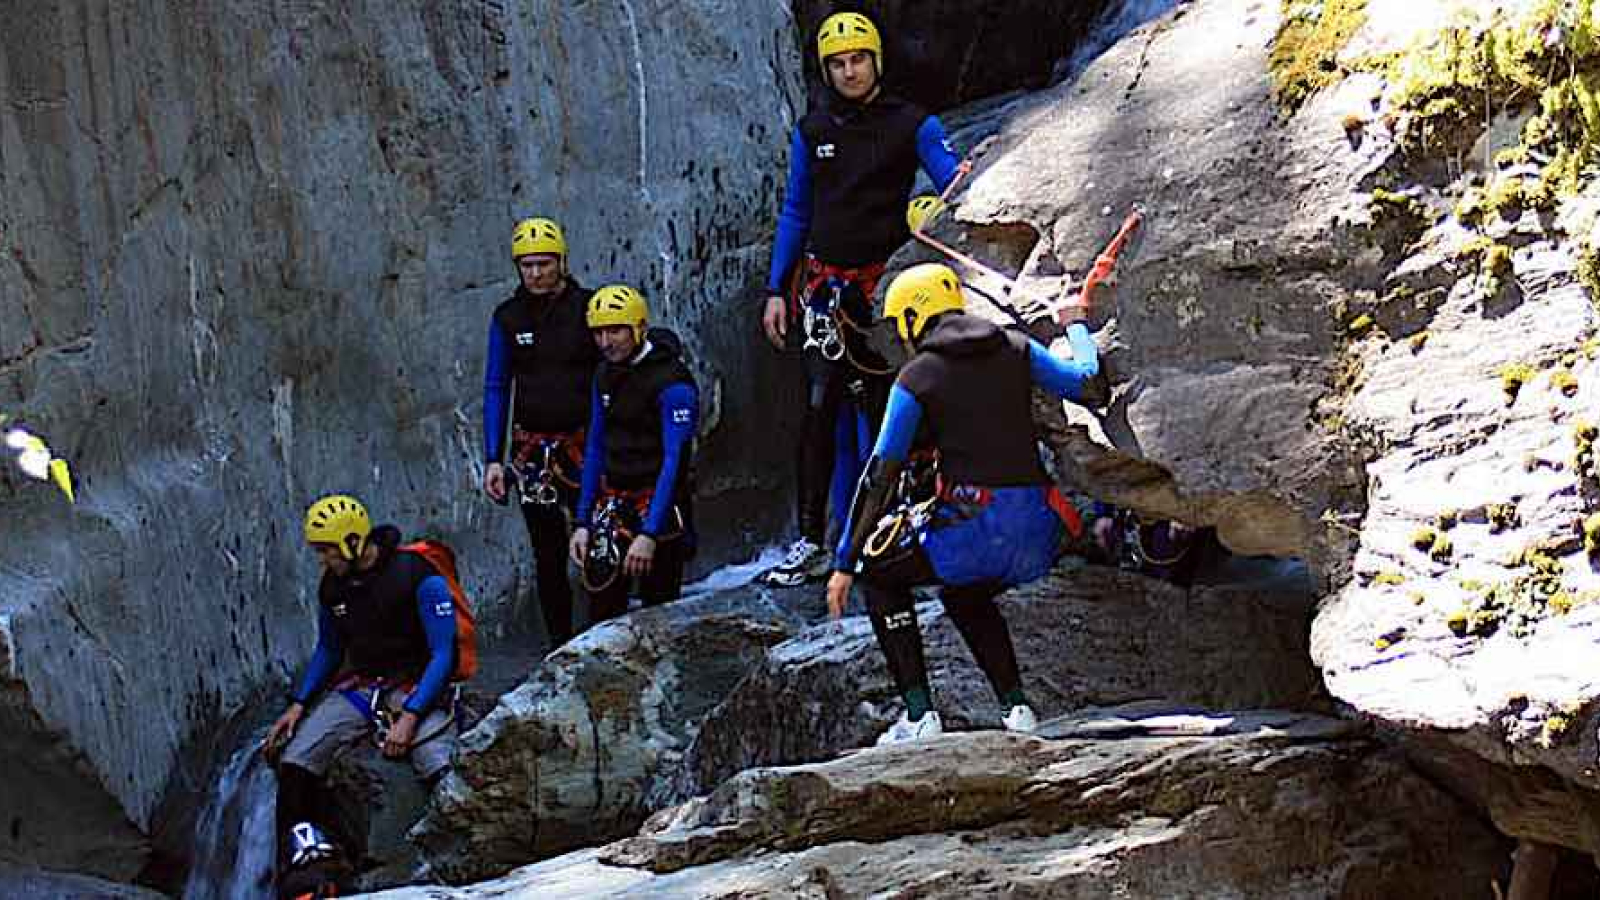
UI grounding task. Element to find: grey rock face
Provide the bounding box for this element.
[411,589,808,884]
[0,0,801,879]
[924,0,1376,570]
[672,562,1324,801]
[0,863,168,900]
[360,708,1507,899]
[926,0,1600,866]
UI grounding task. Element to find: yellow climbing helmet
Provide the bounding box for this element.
[510,217,566,260]
[817,12,882,73]
[587,285,649,342]
[884,263,965,343]
[906,195,945,233]
[304,494,372,561]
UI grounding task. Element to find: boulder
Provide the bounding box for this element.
[411,589,809,884]
[672,561,1326,801]
[359,707,1508,899]
[925,0,1600,867]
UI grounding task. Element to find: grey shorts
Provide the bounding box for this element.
[281,685,456,779]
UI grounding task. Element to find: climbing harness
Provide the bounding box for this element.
[863,453,941,562]
[581,493,636,594]
[336,678,459,752]
[792,258,900,375]
[508,428,581,508]
[581,486,690,593]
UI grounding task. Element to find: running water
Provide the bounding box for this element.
[1057,0,1182,84]
[680,546,787,599]
[184,734,276,900]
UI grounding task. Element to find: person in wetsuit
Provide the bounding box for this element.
[759,11,962,587]
[826,263,1101,746]
[262,495,460,897]
[568,285,698,621]
[482,217,598,649]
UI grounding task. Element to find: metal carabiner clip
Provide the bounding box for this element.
[531,443,561,506]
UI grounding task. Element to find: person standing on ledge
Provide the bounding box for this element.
[569,285,699,622]
[827,263,1101,746]
[758,10,962,588]
[482,217,598,649]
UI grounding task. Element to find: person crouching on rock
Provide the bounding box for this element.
[826,263,1101,746]
[261,495,463,897]
[481,217,598,651]
[568,285,698,623]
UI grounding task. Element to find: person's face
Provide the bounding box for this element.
[517,254,563,295]
[825,50,878,101]
[593,324,639,364]
[312,543,352,577]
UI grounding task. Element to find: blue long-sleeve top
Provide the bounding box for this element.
[292,575,458,716]
[483,319,512,462]
[833,324,1099,569]
[576,381,698,537]
[766,116,962,293]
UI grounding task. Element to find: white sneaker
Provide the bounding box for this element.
[876,710,944,746]
[763,538,829,586]
[1002,705,1038,734]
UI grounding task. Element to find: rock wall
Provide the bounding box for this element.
[788,0,1117,111]
[0,0,801,878]
[926,0,1600,872]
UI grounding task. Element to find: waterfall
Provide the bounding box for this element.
[1059,0,1183,83]
[183,735,276,900]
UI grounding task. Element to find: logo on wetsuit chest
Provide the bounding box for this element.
[600,392,614,409]
[515,332,535,346]
[816,143,837,159]
[332,602,348,617]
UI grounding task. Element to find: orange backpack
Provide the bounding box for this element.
[400,540,478,682]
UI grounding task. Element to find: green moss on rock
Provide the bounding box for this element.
[1270,0,1372,114]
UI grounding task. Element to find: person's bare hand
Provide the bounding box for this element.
[262,703,305,762]
[484,462,507,502]
[761,296,788,349]
[623,534,657,577]
[383,712,419,759]
[826,571,854,620]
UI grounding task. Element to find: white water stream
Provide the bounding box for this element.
[182,733,276,899]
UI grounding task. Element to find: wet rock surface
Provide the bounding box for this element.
[410,589,810,885]
[360,707,1507,899]
[673,561,1324,801]
[0,864,168,900]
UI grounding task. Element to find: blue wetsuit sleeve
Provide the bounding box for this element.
[292,604,343,704]
[834,385,923,570]
[576,377,605,527]
[483,318,512,463]
[1028,325,1100,401]
[403,575,457,715]
[642,382,698,536]
[916,117,962,193]
[767,126,814,294]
